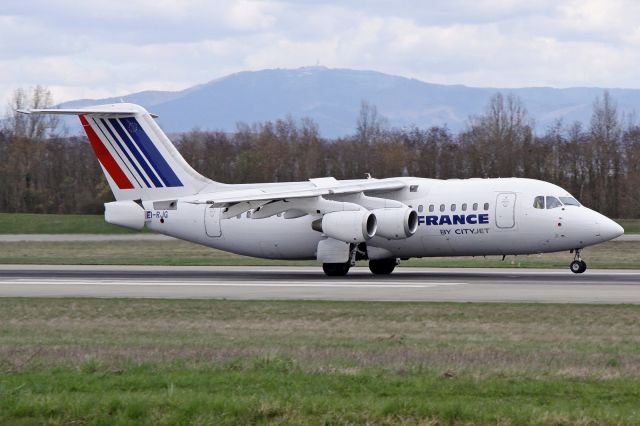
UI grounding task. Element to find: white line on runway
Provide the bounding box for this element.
[1,279,467,288]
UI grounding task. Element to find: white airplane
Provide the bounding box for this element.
[19,103,624,276]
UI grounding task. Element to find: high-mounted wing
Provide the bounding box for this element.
[185,178,405,206]
[184,178,408,220]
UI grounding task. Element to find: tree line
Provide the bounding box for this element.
[1,87,639,217]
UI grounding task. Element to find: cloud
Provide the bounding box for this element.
[1,0,639,109]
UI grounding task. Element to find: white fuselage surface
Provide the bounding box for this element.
[145,177,621,260]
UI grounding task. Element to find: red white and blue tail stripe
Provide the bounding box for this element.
[81,115,183,189]
[18,103,215,200]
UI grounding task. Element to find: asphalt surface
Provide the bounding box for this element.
[1,265,639,303]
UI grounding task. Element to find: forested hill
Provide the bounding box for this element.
[59,67,640,138]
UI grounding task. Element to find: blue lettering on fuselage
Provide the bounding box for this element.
[417,214,489,226]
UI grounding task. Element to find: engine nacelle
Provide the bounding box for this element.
[372,207,418,239]
[104,200,145,231]
[312,210,377,243]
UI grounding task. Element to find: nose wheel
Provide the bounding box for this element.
[570,249,587,274]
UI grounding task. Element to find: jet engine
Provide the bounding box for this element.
[312,210,377,242]
[372,207,418,239]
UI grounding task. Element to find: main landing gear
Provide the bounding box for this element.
[322,244,400,276]
[569,249,587,274]
[322,243,364,276]
[322,262,351,276]
[369,258,399,275]
[323,258,400,276]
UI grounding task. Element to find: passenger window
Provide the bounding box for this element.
[429,204,434,212]
[451,204,456,211]
[473,203,478,211]
[546,196,563,209]
[410,185,419,192]
[439,204,445,212]
[483,203,489,210]
[533,196,545,209]
[418,205,423,212]
[462,203,467,211]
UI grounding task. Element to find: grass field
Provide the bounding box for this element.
[0,239,639,268]
[615,218,640,233]
[0,212,638,234]
[1,298,640,425]
[0,213,141,234]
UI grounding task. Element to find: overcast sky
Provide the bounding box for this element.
[2,0,639,107]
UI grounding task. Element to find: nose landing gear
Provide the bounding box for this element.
[569,249,587,274]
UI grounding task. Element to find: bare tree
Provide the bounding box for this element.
[4,86,59,139]
[351,101,388,177]
[589,91,622,216]
[463,93,532,177]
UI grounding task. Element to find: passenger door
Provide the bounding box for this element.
[204,206,222,237]
[495,193,516,229]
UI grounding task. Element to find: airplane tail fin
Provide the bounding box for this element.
[19,103,221,201]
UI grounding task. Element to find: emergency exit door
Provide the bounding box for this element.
[204,206,222,237]
[495,193,516,228]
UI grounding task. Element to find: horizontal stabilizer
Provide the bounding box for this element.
[17,103,158,118]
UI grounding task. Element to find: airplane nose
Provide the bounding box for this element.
[600,219,624,241]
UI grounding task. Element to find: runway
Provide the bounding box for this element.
[1,265,640,303]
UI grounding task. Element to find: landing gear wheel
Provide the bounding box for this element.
[369,258,398,275]
[570,260,582,274]
[323,262,351,276]
[578,260,587,273]
[569,249,587,274]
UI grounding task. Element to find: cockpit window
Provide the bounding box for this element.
[546,196,562,209]
[533,196,545,209]
[560,197,580,206]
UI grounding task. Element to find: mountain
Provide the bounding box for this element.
[60,67,640,137]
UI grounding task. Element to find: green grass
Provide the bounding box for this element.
[0,239,639,268]
[0,212,143,234]
[1,299,640,425]
[615,218,640,234]
[0,213,638,234]
[3,365,639,425]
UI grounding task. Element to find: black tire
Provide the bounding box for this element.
[570,260,585,274]
[579,260,587,273]
[323,263,351,276]
[369,258,397,275]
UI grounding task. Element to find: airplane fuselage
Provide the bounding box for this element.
[144,177,622,260]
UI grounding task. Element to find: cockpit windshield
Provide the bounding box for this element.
[559,197,580,206]
[546,196,562,209]
[533,196,545,209]
[533,195,577,209]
